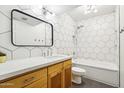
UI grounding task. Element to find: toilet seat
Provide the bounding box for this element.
[72,67,86,76]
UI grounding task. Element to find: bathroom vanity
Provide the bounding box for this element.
[0,55,72,88]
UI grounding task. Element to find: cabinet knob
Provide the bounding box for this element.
[23,77,35,84]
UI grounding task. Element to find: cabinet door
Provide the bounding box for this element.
[64,65,72,88]
[63,60,72,88]
[48,63,63,88]
[48,71,63,88]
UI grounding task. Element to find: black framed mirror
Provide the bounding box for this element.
[11,9,53,47]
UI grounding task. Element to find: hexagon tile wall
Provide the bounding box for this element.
[0,5,119,65]
[76,13,118,63]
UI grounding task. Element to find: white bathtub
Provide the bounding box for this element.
[72,58,119,87]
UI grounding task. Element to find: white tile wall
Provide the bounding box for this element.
[0,5,118,64]
[30,48,42,57]
[0,32,17,50]
[12,48,30,59]
[76,13,118,63]
[49,13,76,56]
[0,12,10,33]
[0,5,75,60]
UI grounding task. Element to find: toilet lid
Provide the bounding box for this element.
[72,67,86,73]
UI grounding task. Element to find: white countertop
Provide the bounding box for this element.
[0,55,72,81]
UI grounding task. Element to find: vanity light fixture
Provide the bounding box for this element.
[31,5,43,15]
[31,5,55,19]
[42,6,55,19]
[83,5,98,14]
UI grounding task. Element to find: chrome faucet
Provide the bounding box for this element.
[47,48,52,56]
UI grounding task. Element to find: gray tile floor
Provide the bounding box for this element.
[71,78,116,88]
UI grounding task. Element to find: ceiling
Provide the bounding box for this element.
[68,5,116,22]
[42,5,116,22]
[46,5,80,15]
[19,5,116,22]
[18,5,80,15]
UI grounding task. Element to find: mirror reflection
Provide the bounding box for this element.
[12,9,53,46]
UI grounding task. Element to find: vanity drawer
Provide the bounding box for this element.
[24,78,47,88]
[63,59,72,67]
[0,68,47,88]
[48,63,63,74]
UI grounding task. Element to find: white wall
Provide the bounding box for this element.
[120,5,124,88]
[0,5,76,60]
[75,12,118,64]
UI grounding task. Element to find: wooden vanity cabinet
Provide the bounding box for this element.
[63,60,72,88]
[0,59,72,88]
[0,68,47,88]
[25,68,47,88]
[47,60,72,88]
[48,63,63,88]
[25,78,47,88]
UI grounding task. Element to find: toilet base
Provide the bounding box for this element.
[72,74,83,84]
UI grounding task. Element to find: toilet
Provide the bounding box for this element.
[72,67,86,84]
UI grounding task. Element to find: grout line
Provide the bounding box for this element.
[0,45,12,52]
[12,47,20,51]
[0,10,10,20]
[0,31,10,35]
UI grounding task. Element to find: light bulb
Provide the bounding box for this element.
[93,9,98,13]
[84,10,90,14]
[83,5,98,14]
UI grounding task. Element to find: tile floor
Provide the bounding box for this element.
[71,78,116,88]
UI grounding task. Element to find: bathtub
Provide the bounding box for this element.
[72,58,119,87]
